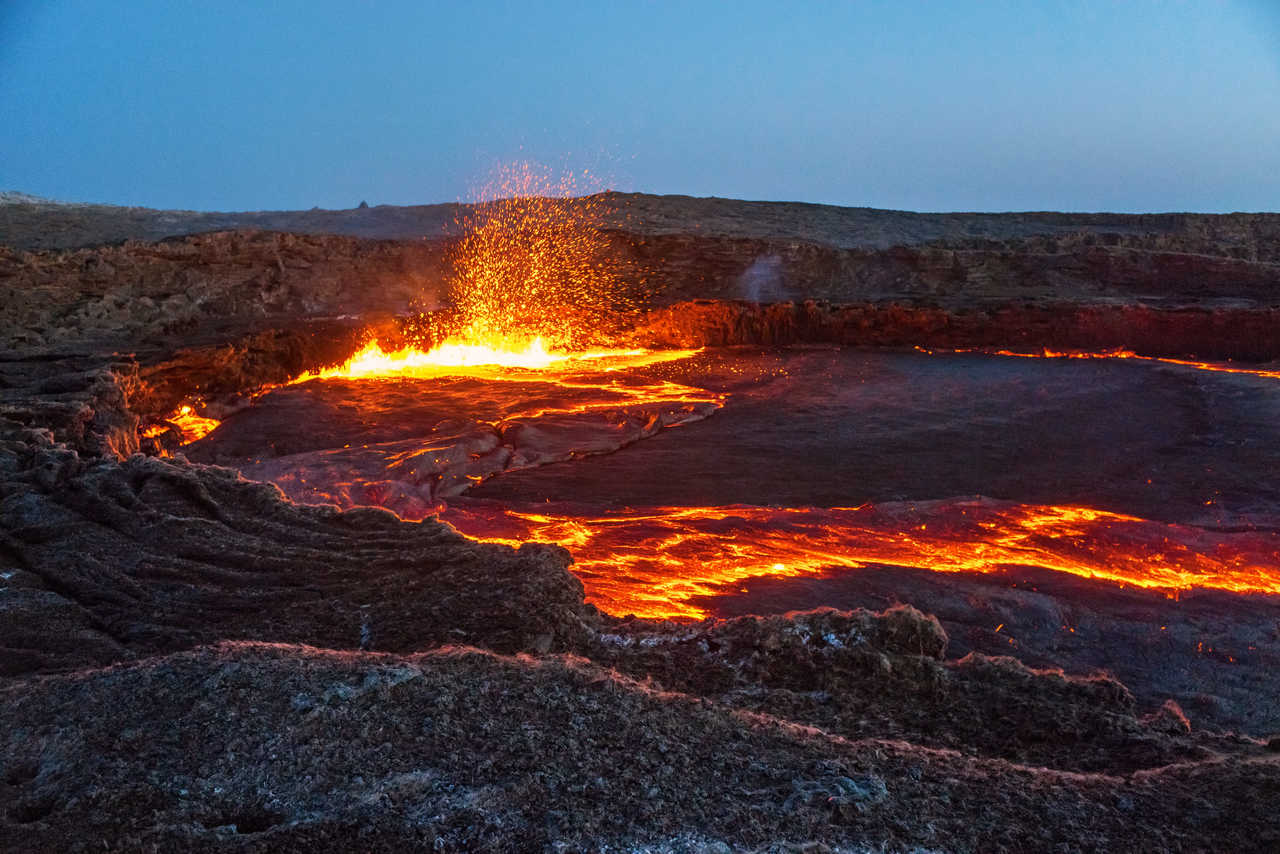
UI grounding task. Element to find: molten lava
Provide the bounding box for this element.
[159,163,682,447]
[143,404,220,444]
[290,339,704,382]
[187,331,1280,619]
[287,163,674,384]
[444,500,1280,619]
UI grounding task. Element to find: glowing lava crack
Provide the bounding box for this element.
[444,500,1280,618]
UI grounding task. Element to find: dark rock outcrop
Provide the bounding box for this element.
[1,351,595,672]
[623,230,1280,308]
[0,441,590,675]
[583,607,1262,774]
[0,231,449,352]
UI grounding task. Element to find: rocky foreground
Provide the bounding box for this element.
[2,196,1280,851]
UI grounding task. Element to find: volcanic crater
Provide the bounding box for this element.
[4,192,1280,852]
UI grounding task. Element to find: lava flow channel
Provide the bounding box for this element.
[442,500,1280,619]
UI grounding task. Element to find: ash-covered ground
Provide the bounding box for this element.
[3,195,1280,852]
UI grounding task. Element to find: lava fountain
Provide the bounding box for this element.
[309,161,650,375]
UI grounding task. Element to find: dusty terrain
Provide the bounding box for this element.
[3,194,1280,852]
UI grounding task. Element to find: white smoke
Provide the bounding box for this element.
[737,254,786,303]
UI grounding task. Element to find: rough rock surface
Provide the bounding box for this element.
[1,349,594,674]
[700,564,1280,738]
[0,449,590,673]
[6,207,1280,356]
[4,641,1279,853]
[0,231,447,352]
[582,606,1270,775]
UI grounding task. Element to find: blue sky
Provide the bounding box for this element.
[2,0,1279,212]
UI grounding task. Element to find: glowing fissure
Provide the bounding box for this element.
[163,340,1280,443]
[929,346,1280,381]
[445,500,1280,619]
[152,330,1280,617]
[161,335,1280,617]
[164,329,1280,619]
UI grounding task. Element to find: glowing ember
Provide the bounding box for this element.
[446,501,1280,618]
